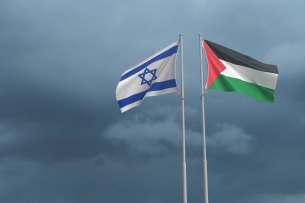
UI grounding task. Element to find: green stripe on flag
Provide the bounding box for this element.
[208,74,275,103]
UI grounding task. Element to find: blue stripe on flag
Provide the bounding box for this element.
[118,91,146,108]
[148,79,177,92]
[118,79,177,108]
[120,45,179,81]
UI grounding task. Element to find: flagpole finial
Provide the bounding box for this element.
[198,33,202,36]
[180,33,183,36]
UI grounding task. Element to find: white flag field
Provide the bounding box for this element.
[116,41,179,113]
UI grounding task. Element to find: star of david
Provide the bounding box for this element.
[138,68,157,86]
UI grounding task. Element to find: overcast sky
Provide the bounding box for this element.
[1,0,305,203]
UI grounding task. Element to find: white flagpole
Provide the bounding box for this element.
[199,34,209,203]
[179,33,187,203]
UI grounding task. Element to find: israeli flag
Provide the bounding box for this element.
[116,41,179,113]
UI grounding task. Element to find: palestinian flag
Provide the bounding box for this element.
[203,40,278,103]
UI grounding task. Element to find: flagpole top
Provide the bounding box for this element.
[198,33,202,36]
[179,33,183,36]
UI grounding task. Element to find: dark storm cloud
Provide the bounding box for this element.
[0,0,131,164]
[0,0,305,203]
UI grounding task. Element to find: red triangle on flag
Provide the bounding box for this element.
[203,41,227,88]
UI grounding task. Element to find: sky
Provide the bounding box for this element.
[0,0,305,203]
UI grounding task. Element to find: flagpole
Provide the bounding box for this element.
[179,33,187,203]
[199,34,209,203]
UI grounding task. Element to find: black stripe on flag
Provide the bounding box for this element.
[205,40,278,74]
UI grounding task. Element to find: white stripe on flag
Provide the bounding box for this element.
[220,60,278,89]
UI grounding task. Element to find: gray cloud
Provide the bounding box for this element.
[207,124,253,154]
[0,0,305,202]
